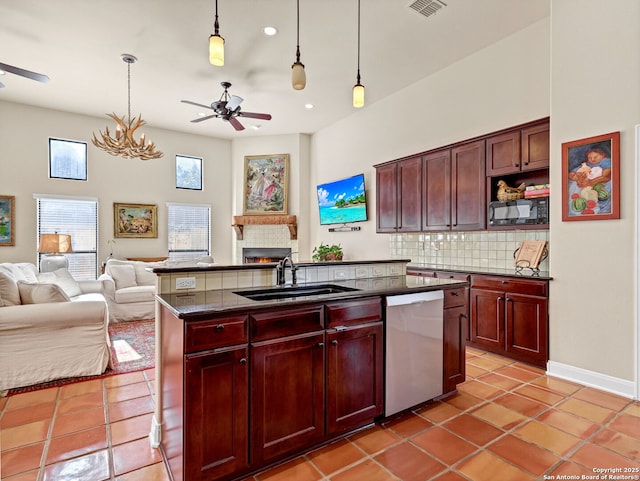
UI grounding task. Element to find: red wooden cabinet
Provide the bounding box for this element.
[470,275,548,367]
[251,330,326,465]
[451,140,486,231]
[184,346,249,481]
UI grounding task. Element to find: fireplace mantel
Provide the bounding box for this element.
[232,215,297,240]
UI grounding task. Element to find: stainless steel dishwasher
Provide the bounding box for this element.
[384,290,444,417]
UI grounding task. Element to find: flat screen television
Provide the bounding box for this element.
[316,173,368,225]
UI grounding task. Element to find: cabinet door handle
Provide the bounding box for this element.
[460,314,468,319]
[239,358,247,364]
[514,163,520,167]
[331,340,338,345]
[317,342,325,348]
[451,291,460,296]
[215,324,225,331]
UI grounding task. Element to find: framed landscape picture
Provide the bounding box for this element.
[0,195,15,246]
[176,155,202,190]
[49,138,87,181]
[243,154,289,215]
[114,203,158,238]
[561,131,620,221]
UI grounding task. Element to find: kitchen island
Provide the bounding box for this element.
[150,260,468,481]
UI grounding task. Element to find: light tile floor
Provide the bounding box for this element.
[1,348,638,480]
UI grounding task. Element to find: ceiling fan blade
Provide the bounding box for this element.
[181,100,213,110]
[0,62,49,83]
[190,114,218,123]
[228,117,245,131]
[238,111,272,121]
[226,95,244,112]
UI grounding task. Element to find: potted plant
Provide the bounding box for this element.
[312,242,343,262]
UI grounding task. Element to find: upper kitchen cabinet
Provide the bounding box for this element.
[450,140,486,231]
[486,119,550,176]
[376,156,422,233]
[422,149,451,231]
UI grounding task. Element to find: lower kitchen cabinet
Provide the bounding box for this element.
[470,275,548,367]
[443,287,467,394]
[326,321,383,435]
[184,346,249,481]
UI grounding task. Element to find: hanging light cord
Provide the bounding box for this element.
[356,0,361,84]
[295,0,301,63]
[214,0,220,35]
[126,59,131,124]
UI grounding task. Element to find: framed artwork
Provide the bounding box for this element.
[114,203,158,238]
[243,154,289,215]
[562,131,620,221]
[176,155,202,190]
[0,195,15,246]
[49,138,87,181]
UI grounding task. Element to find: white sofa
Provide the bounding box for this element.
[0,262,111,391]
[99,259,158,322]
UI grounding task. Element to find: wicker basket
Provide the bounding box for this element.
[497,190,524,201]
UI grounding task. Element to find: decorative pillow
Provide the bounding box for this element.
[134,262,157,286]
[39,268,82,297]
[18,281,70,304]
[0,271,21,306]
[110,264,137,290]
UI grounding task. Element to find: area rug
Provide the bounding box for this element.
[4,319,155,396]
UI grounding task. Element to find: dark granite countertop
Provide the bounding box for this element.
[152,259,412,274]
[156,275,465,319]
[407,263,552,280]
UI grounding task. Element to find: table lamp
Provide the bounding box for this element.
[38,233,72,272]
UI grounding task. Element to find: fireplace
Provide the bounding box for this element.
[243,247,291,264]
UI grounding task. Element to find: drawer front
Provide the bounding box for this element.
[251,304,324,341]
[325,297,382,328]
[406,267,436,277]
[436,271,470,282]
[443,287,467,309]
[185,316,248,353]
[471,275,547,297]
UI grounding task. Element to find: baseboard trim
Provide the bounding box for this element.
[547,360,636,400]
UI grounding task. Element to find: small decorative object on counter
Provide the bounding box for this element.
[496,180,526,201]
[312,242,343,262]
[514,240,548,276]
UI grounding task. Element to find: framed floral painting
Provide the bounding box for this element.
[114,203,158,238]
[243,154,289,215]
[562,131,620,221]
[0,195,15,246]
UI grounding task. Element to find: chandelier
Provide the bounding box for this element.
[92,54,163,161]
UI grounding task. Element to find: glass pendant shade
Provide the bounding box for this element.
[291,62,306,90]
[353,82,365,108]
[209,34,225,66]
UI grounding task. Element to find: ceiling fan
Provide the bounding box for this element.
[181,81,272,131]
[0,62,49,88]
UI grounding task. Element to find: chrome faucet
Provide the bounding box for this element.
[276,256,297,286]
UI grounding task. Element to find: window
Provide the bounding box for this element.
[167,203,210,261]
[176,155,203,190]
[49,138,87,181]
[35,194,98,280]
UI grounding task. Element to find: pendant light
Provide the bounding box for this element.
[209,0,225,66]
[291,0,306,90]
[352,0,365,108]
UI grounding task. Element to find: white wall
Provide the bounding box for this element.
[548,0,640,386]
[310,19,551,261]
[0,101,234,264]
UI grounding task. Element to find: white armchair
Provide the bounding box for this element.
[99,259,159,322]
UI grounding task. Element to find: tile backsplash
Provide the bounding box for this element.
[390,230,549,270]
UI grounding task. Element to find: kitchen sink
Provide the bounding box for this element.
[234,284,360,301]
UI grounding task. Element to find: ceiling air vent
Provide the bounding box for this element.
[408,0,448,18]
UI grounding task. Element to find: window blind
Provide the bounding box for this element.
[167,203,211,261]
[35,195,98,280]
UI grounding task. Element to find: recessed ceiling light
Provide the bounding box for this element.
[251,125,262,130]
[0,70,5,75]
[263,26,278,36]
[304,103,314,109]
[197,112,206,117]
